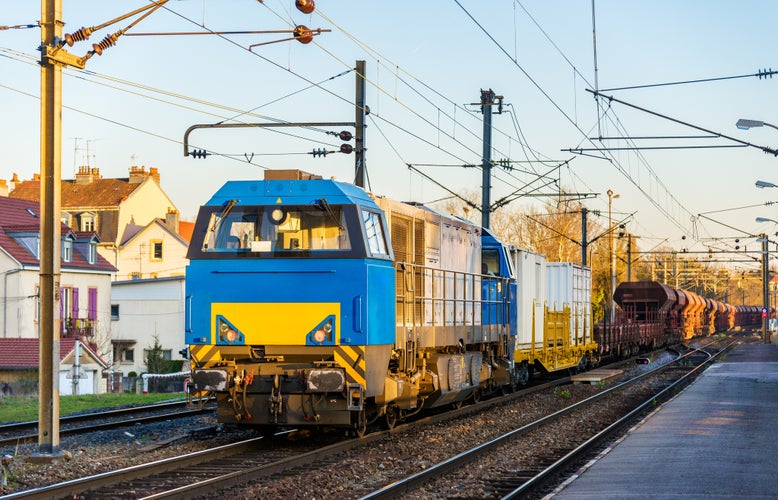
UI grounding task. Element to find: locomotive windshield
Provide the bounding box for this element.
[200,203,352,253]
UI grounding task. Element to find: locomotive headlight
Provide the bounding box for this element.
[312,319,334,343]
[218,318,241,343]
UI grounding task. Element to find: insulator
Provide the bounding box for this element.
[295,0,315,14]
[311,148,328,157]
[190,149,208,159]
[91,32,119,56]
[63,26,93,47]
[338,130,353,141]
[339,144,353,154]
[293,25,314,44]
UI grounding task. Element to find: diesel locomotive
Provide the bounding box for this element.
[185,169,519,435]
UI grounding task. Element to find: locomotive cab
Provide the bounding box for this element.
[185,172,396,431]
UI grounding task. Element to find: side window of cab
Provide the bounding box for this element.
[361,209,390,258]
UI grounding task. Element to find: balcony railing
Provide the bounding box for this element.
[62,318,95,338]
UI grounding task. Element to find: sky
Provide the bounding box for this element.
[2,1,778,272]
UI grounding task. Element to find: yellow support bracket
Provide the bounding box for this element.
[43,46,86,69]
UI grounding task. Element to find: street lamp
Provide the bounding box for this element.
[756,218,774,343]
[737,119,778,131]
[756,180,778,189]
[608,189,620,323]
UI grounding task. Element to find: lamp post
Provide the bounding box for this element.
[756,180,778,189]
[608,189,620,322]
[755,217,776,343]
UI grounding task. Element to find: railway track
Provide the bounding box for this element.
[358,338,737,499]
[2,339,722,498]
[0,399,214,448]
[3,371,578,498]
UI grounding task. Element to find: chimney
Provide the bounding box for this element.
[33,173,40,181]
[128,165,147,184]
[165,207,179,233]
[0,179,7,197]
[75,165,94,185]
[149,167,160,184]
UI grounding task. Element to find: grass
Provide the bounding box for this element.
[0,392,185,423]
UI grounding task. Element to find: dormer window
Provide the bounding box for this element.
[88,241,97,264]
[80,213,96,232]
[62,239,72,263]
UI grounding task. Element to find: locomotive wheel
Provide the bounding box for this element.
[470,388,482,404]
[384,404,399,430]
[352,410,367,438]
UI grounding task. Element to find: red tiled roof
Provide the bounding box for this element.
[178,221,195,243]
[0,338,107,369]
[0,197,116,272]
[9,177,139,208]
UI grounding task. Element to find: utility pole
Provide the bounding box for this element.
[37,0,63,459]
[626,234,632,282]
[581,207,588,267]
[354,60,367,188]
[479,89,502,229]
[762,233,769,343]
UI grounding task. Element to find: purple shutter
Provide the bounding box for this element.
[59,287,64,333]
[88,288,97,320]
[72,287,79,320]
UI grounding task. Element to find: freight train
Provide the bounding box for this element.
[595,281,761,358]
[184,170,597,435]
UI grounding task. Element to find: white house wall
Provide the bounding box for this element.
[116,178,177,245]
[116,223,188,281]
[110,277,186,375]
[0,257,112,361]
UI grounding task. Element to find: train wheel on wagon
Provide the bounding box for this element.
[517,362,530,386]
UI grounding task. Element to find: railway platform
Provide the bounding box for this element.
[551,342,778,499]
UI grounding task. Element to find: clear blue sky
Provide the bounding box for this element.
[2,1,778,269]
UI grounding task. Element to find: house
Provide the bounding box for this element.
[0,197,117,366]
[110,276,187,377]
[0,338,108,395]
[7,166,190,281]
[4,167,192,384]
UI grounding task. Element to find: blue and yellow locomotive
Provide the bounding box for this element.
[185,170,517,434]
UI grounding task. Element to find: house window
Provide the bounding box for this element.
[151,240,163,261]
[123,349,134,362]
[88,242,97,264]
[111,304,120,320]
[81,214,95,232]
[59,286,73,334]
[62,239,72,263]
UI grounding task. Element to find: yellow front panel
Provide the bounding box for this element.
[211,302,340,345]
